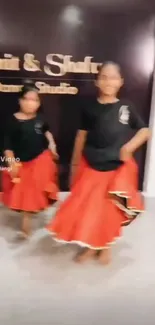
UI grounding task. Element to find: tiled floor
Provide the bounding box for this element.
[0,194,155,325]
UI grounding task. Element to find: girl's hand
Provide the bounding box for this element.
[52,150,59,161]
[120,144,133,162]
[49,143,59,160]
[9,163,19,179]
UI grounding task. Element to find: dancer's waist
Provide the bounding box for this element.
[83,145,122,171]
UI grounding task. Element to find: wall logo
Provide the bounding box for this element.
[0,53,101,94]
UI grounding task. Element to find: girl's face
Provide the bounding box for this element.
[96,64,123,97]
[19,90,40,114]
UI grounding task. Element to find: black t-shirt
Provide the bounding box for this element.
[79,99,146,171]
[3,114,49,162]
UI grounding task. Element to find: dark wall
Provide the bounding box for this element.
[0,0,154,189]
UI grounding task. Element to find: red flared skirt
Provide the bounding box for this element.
[46,158,144,249]
[2,150,59,212]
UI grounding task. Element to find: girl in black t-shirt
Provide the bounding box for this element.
[47,62,150,264]
[2,81,59,239]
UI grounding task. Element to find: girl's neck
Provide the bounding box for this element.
[97,95,119,104]
[15,111,37,120]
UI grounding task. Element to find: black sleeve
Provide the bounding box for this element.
[79,108,90,131]
[42,121,50,133]
[38,114,50,133]
[3,117,16,151]
[129,104,146,130]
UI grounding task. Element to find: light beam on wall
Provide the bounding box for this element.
[60,5,83,26]
[137,35,154,77]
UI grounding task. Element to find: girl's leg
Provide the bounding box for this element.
[97,248,112,265]
[21,212,32,238]
[74,248,96,263]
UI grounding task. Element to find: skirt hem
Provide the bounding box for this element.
[3,198,58,213]
[110,191,144,218]
[45,229,121,250]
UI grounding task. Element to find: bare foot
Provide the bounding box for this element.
[15,231,29,241]
[74,248,96,263]
[95,251,101,259]
[98,249,111,265]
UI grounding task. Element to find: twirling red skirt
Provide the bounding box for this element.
[2,150,59,212]
[46,158,144,249]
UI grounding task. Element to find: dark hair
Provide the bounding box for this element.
[97,61,123,79]
[19,79,39,99]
